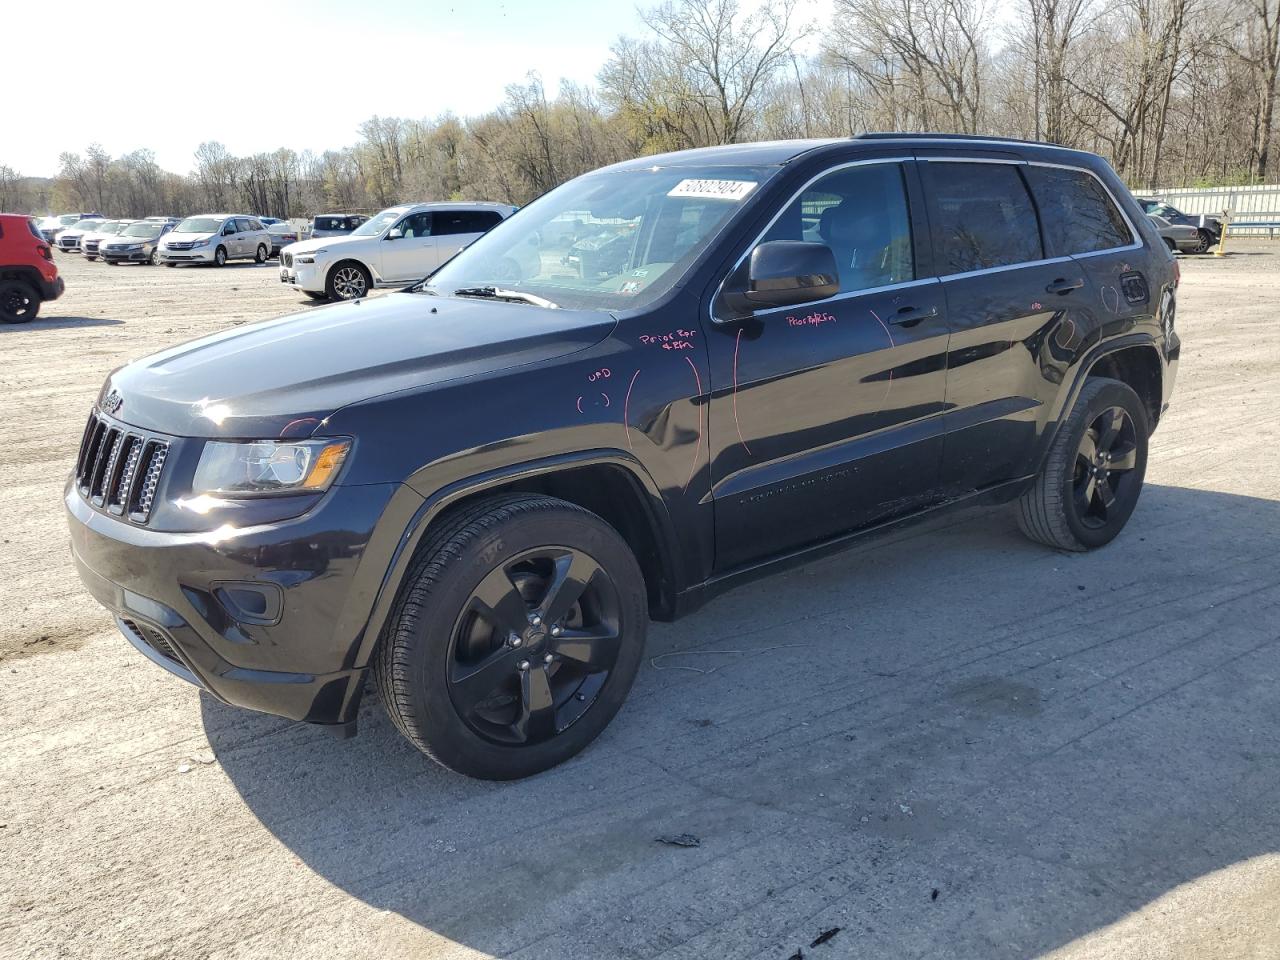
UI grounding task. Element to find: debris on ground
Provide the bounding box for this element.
[787,950,803,960]
[932,888,940,901]
[189,751,216,765]
[811,927,842,947]
[655,833,701,847]
[176,763,192,774]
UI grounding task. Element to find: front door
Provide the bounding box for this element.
[705,158,951,571]
[380,212,438,282]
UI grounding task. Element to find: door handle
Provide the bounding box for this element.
[1046,277,1085,294]
[889,304,938,326]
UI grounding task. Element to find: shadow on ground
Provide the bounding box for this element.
[204,484,1280,958]
[0,315,124,332]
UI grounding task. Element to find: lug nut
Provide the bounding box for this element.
[544,653,554,664]
[510,636,523,647]
[517,660,530,671]
[550,625,562,637]
[530,615,542,627]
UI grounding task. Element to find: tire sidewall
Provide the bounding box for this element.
[1056,381,1149,549]
[397,507,647,779]
[214,246,227,266]
[327,261,370,301]
[0,281,39,324]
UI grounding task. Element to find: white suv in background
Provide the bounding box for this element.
[158,214,273,267]
[278,201,515,301]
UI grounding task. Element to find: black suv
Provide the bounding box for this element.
[66,135,1180,779]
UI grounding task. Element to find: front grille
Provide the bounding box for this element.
[166,241,194,250]
[84,239,100,253]
[282,252,293,268]
[74,410,170,524]
[120,618,182,664]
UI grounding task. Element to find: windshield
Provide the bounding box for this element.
[175,217,224,234]
[350,209,401,237]
[123,222,163,238]
[424,165,774,310]
[59,215,81,226]
[71,219,101,231]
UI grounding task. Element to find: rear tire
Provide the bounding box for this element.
[373,494,648,780]
[0,280,40,324]
[1016,377,1148,551]
[1193,229,1213,254]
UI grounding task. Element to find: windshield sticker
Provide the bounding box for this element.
[667,179,757,201]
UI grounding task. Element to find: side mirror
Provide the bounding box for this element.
[721,240,839,318]
[386,227,404,240]
[222,226,235,236]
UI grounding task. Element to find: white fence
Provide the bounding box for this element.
[1147,184,1280,237]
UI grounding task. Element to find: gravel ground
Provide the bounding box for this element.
[2,246,1278,960]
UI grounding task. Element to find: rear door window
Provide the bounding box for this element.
[762,161,914,293]
[1024,166,1133,256]
[433,210,504,235]
[922,161,1043,274]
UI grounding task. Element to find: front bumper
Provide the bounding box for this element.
[65,477,420,729]
[103,248,152,262]
[278,260,325,292]
[159,246,216,263]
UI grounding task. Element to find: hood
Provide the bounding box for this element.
[284,235,362,257]
[101,292,618,438]
[164,230,216,244]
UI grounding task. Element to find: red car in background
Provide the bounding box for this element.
[1,214,64,323]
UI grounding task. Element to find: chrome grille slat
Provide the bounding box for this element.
[73,410,171,526]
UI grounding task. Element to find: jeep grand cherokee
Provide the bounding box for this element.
[66,135,1179,779]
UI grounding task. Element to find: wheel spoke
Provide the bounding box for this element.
[1097,409,1124,451]
[552,624,620,669]
[1077,431,1098,464]
[470,564,531,637]
[1076,474,1097,515]
[1095,475,1117,512]
[537,550,600,626]
[450,646,519,714]
[1108,442,1137,471]
[515,666,556,742]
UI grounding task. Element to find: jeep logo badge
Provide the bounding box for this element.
[101,390,124,415]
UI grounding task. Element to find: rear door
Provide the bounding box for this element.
[919,156,1094,495]
[706,157,951,570]
[433,210,504,265]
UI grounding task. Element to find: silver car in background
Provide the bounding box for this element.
[101,220,176,265]
[1149,214,1200,254]
[82,220,133,260]
[158,214,274,267]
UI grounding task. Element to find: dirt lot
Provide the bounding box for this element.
[2,245,1279,960]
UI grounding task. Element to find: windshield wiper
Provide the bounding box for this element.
[451,286,559,309]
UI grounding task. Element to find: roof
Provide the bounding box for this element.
[605,139,845,172]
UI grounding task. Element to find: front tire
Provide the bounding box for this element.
[374,494,648,780]
[213,245,227,267]
[326,261,371,300]
[0,280,40,324]
[1017,377,1149,551]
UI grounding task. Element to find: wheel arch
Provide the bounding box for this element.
[0,266,47,291]
[353,450,683,672]
[1033,335,1163,477]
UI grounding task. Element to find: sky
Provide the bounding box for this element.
[10,0,832,178]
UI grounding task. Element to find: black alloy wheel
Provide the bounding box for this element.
[1071,406,1139,529]
[374,494,647,779]
[1193,229,1213,253]
[0,280,40,324]
[447,546,623,746]
[1017,377,1149,551]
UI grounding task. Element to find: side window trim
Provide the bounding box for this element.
[709,155,917,324]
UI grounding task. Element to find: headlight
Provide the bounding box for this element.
[192,439,350,497]
[297,255,316,264]
[191,238,210,248]
[125,244,143,251]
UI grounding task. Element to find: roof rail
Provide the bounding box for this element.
[854,132,1056,147]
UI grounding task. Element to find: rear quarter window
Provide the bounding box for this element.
[1024,166,1134,256]
[923,161,1043,274]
